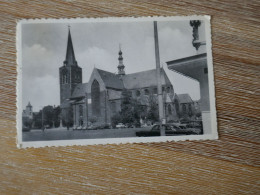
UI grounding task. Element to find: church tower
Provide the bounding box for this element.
[23,102,33,119]
[117,45,125,75]
[59,26,82,105]
[26,102,33,119]
[26,102,32,113]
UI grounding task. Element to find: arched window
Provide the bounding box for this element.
[162,87,165,93]
[168,104,172,115]
[110,101,116,114]
[63,74,68,84]
[79,105,83,117]
[175,99,179,113]
[61,68,69,84]
[144,89,149,95]
[182,104,186,113]
[91,80,100,116]
[153,88,157,94]
[66,74,68,83]
[62,74,66,84]
[167,86,171,93]
[188,104,192,115]
[136,90,141,97]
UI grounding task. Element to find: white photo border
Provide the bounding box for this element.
[16,15,218,148]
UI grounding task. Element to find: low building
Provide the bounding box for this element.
[175,94,198,120]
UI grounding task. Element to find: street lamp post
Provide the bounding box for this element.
[153,21,165,136]
[85,93,88,129]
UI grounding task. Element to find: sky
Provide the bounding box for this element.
[21,19,203,112]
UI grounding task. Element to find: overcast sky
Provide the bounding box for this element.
[21,19,202,112]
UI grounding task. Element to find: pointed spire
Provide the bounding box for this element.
[27,102,32,107]
[117,44,125,75]
[119,43,122,55]
[64,25,77,66]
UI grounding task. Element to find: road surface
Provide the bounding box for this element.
[22,127,150,141]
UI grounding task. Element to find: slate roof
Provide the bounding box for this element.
[71,83,88,98]
[177,94,193,104]
[96,69,125,90]
[122,68,171,89]
[64,29,77,66]
[70,68,173,101]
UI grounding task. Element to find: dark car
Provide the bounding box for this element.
[171,123,202,135]
[136,124,198,137]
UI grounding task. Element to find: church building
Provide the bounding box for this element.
[59,28,182,128]
[22,102,33,120]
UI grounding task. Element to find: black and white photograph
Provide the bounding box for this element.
[17,16,218,148]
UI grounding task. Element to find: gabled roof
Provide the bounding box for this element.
[71,83,88,98]
[70,68,173,99]
[177,94,193,104]
[122,68,171,89]
[96,69,124,90]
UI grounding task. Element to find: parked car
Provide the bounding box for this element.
[98,124,111,129]
[184,121,203,134]
[81,126,87,130]
[116,123,126,128]
[141,123,148,128]
[175,124,187,129]
[128,124,136,128]
[171,123,202,134]
[86,123,111,130]
[136,124,198,137]
[87,124,99,130]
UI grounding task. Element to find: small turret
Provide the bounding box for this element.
[26,102,32,112]
[24,101,33,119]
[117,44,125,75]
